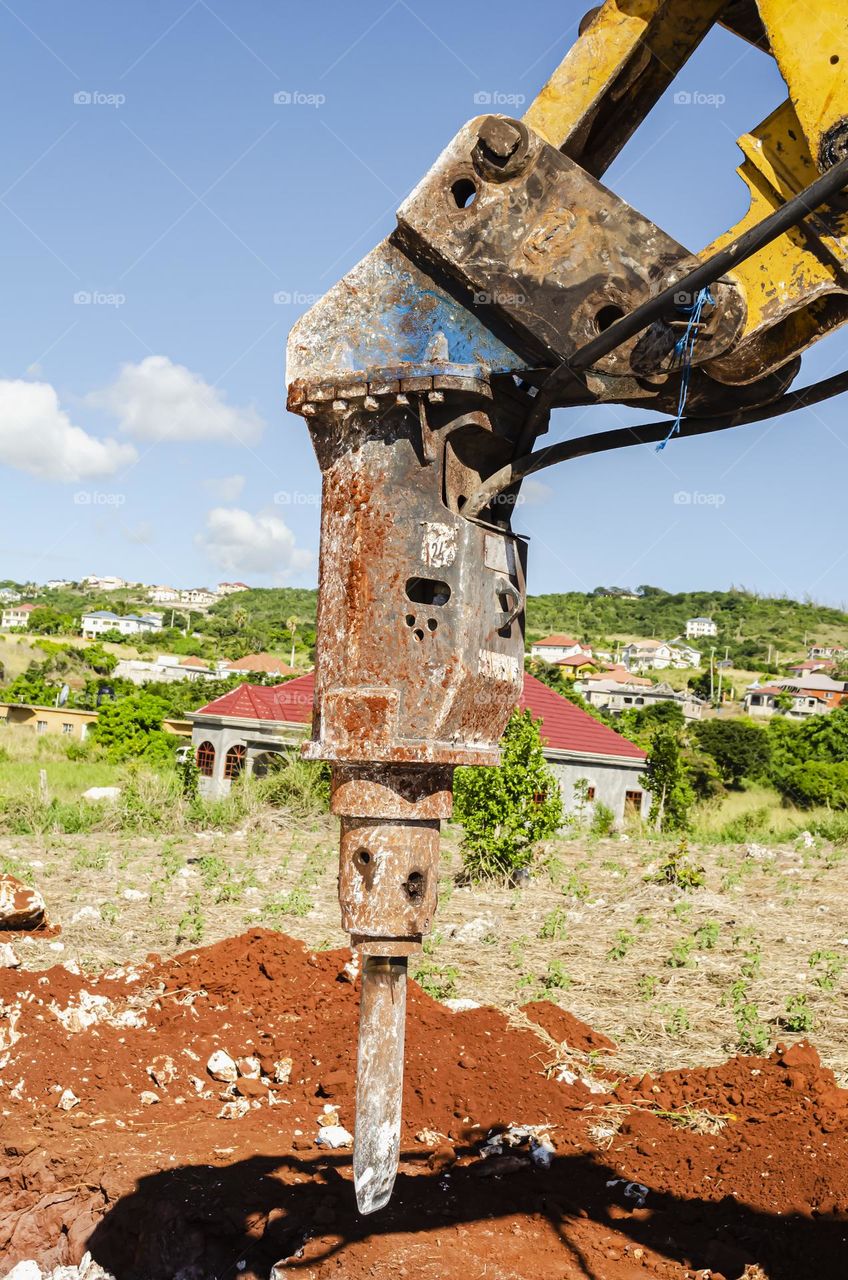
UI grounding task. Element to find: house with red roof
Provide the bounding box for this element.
[219,653,297,678]
[529,634,588,663]
[189,672,649,820]
[1,603,36,630]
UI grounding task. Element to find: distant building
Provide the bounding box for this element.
[808,643,848,660]
[219,653,297,678]
[621,639,701,672]
[582,679,705,721]
[581,665,653,689]
[83,575,127,591]
[745,675,848,719]
[217,582,249,595]
[0,702,97,739]
[0,588,21,603]
[788,657,836,676]
[686,616,717,639]
[149,585,180,604]
[529,634,586,663]
[180,588,217,607]
[553,653,599,680]
[113,654,214,685]
[1,603,36,630]
[190,672,651,823]
[81,610,163,638]
[44,580,72,591]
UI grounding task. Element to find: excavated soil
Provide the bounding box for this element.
[1,929,847,1280]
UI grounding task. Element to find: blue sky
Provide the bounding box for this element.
[0,1,844,604]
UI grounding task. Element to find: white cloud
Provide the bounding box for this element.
[0,378,137,482]
[195,506,313,579]
[92,355,264,444]
[204,473,246,502]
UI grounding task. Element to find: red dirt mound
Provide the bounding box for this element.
[0,929,846,1280]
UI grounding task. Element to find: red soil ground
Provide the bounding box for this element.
[1,929,846,1279]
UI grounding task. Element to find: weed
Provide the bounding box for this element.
[412,957,458,1000]
[650,838,705,890]
[694,920,720,950]
[667,935,696,969]
[784,992,816,1032]
[540,959,572,991]
[177,893,205,945]
[809,949,846,992]
[508,937,527,970]
[560,868,590,901]
[590,802,616,838]
[538,907,568,941]
[660,1005,690,1038]
[607,929,635,962]
[100,902,119,925]
[198,854,227,888]
[71,848,108,872]
[637,975,658,1001]
[265,886,314,918]
[735,1001,769,1054]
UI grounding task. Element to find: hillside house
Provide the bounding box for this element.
[149,585,180,604]
[113,654,214,685]
[189,672,650,822]
[219,653,297,678]
[0,588,21,603]
[180,588,217,607]
[788,658,836,677]
[622,639,701,672]
[808,644,848,660]
[582,679,705,721]
[1,603,35,629]
[554,653,599,679]
[529,634,587,663]
[0,702,98,739]
[745,675,847,718]
[83,575,127,591]
[81,610,163,638]
[686,616,717,639]
[217,582,249,595]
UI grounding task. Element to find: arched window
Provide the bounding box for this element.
[196,740,215,777]
[224,743,246,780]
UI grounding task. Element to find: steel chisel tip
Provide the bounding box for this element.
[353,955,408,1214]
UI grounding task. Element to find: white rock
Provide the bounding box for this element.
[237,1055,261,1078]
[49,941,65,952]
[57,1088,80,1110]
[443,998,481,1012]
[139,1091,160,1106]
[147,1054,177,1086]
[82,786,120,803]
[0,875,46,929]
[70,906,102,925]
[5,1262,43,1280]
[122,889,147,902]
[452,916,496,945]
[273,1056,293,1084]
[218,1098,250,1120]
[207,1049,238,1083]
[316,1124,353,1148]
[0,942,20,968]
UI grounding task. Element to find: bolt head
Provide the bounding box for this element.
[477,117,522,161]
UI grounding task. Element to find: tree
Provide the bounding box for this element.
[90,691,176,763]
[453,709,563,880]
[641,728,693,832]
[694,719,771,788]
[286,614,299,667]
[27,606,65,635]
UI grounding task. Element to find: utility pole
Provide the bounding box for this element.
[710,647,716,703]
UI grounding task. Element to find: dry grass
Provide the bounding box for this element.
[3,819,848,1083]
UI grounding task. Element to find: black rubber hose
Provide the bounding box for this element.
[465,366,848,518]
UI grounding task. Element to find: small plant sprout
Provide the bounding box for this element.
[538,907,568,941]
[667,935,696,969]
[809,949,846,992]
[638,974,658,1001]
[650,838,705,890]
[784,992,815,1032]
[607,929,635,962]
[695,920,720,950]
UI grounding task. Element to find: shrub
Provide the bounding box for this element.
[454,709,563,881]
[774,762,848,810]
[783,993,815,1032]
[590,802,616,837]
[641,730,693,832]
[694,720,771,788]
[650,838,705,890]
[257,754,330,816]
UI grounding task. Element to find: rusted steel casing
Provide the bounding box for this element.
[339,813,439,955]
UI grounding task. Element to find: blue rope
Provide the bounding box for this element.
[655,286,715,452]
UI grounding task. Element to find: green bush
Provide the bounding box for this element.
[774,762,848,810]
[589,802,616,837]
[453,709,563,881]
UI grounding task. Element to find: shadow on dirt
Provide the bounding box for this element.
[85,1143,847,1280]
